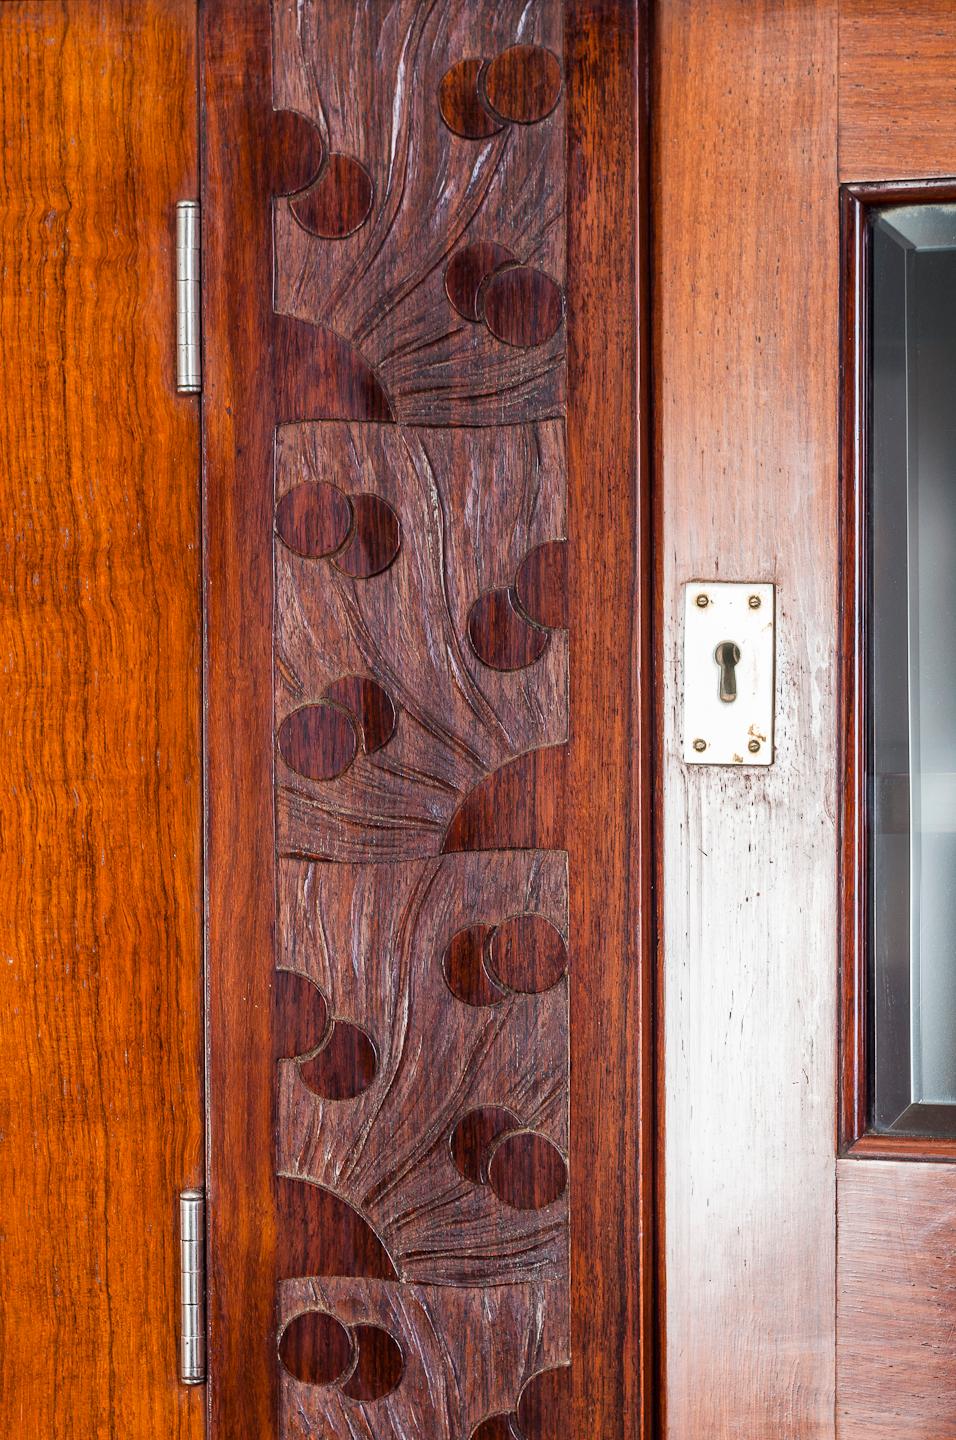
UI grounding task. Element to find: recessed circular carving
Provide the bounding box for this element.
[483,45,562,125]
[482,266,563,349]
[274,969,331,1059]
[278,1310,354,1387]
[291,153,374,238]
[487,1130,567,1210]
[515,539,568,631]
[278,704,358,782]
[471,1415,515,1440]
[442,924,506,1007]
[298,1021,377,1100]
[450,1106,519,1185]
[468,588,550,671]
[340,1325,404,1401]
[487,915,568,995]
[275,482,352,558]
[269,109,326,198]
[516,1366,571,1440]
[333,493,401,578]
[322,675,396,755]
[439,58,504,140]
[444,242,516,322]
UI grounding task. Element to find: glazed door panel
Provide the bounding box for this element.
[201,4,652,1439]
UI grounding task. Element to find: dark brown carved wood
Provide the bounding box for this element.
[203,1,649,1436]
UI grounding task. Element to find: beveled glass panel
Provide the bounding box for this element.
[869,203,956,1137]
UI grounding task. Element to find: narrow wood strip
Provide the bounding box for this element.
[566,2,654,1436]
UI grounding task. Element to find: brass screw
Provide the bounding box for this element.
[693,738,707,753]
[695,593,709,608]
[748,738,761,753]
[748,594,761,609]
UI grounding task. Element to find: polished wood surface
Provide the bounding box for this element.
[203,0,649,1435]
[839,0,956,182]
[0,2,203,1435]
[837,1160,956,1438]
[655,1,839,1433]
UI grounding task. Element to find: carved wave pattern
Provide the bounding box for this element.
[271,0,565,427]
[274,420,567,863]
[277,852,569,1286]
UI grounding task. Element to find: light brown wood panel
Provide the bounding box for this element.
[0,3,203,1435]
[655,1,839,1433]
[839,0,956,182]
[837,1160,956,1439]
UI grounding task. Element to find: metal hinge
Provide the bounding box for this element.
[179,1189,206,1385]
[175,201,201,394]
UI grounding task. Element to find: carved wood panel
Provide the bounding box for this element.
[269,3,569,1436]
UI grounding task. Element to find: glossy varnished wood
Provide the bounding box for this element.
[655,1,839,1433]
[0,2,202,1435]
[566,2,654,1436]
[837,1160,956,1438]
[839,0,956,182]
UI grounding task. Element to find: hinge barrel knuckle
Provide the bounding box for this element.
[179,1189,206,1385]
[175,201,201,394]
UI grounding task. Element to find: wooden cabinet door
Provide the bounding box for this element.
[200,4,652,1439]
[657,2,956,1436]
[0,3,203,1436]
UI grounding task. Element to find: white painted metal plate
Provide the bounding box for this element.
[682,581,775,765]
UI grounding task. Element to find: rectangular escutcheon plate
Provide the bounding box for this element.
[682,581,775,765]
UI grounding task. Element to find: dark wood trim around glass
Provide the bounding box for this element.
[841,178,956,1160]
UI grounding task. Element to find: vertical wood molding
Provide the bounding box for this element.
[655,2,839,1434]
[566,1,655,1435]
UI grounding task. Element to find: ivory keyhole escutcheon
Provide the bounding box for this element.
[714,640,741,703]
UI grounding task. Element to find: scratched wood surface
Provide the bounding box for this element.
[655,1,839,1433]
[204,0,648,1435]
[0,2,203,1436]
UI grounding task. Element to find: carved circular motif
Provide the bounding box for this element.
[450,1106,519,1185]
[487,915,568,995]
[298,1021,378,1100]
[517,1366,572,1440]
[444,242,516,322]
[487,1130,568,1210]
[439,58,504,139]
[482,265,564,349]
[332,493,401,578]
[278,1310,354,1387]
[468,587,550,670]
[483,45,563,125]
[275,481,352,558]
[514,539,568,631]
[340,1325,404,1401]
[291,152,374,238]
[277,703,358,782]
[443,925,507,1008]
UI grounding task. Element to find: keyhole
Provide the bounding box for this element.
[714,640,741,703]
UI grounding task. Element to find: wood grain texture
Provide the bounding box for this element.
[0,2,202,1435]
[655,1,838,1434]
[274,421,567,862]
[839,0,956,182]
[271,0,566,427]
[837,1159,956,1438]
[566,2,654,1436]
[278,1277,568,1440]
[277,853,569,1287]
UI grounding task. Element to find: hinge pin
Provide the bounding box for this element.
[175,201,201,394]
[179,1189,206,1385]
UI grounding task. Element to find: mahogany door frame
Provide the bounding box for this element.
[200,3,657,1437]
[839,175,956,1163]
